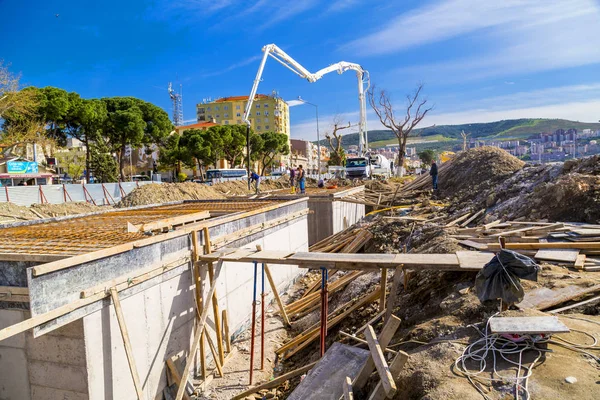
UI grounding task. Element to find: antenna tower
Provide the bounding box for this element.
[168,82,184,126]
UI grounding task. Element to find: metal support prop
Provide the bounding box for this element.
[261,262,266,370]
[249,261,258,384]
[320,267,329,357]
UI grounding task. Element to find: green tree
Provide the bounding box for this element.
[56,149,86,180]
[179,129,212,176]
[418,149,436,166]
[254,131,290,175]
[0,61,39,120]
[102,97,172,180]
[90,137,118,183]
[222,125,248,167]
[159,133,192,178]
[37,86,75,145]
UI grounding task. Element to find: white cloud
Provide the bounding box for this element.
[201,55,262,78]
[343,0,600,80]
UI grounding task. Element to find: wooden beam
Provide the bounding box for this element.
[549,295,600,313]
[110,288,144,400]
[203,228,224,366]
[264,264,291,326]
[385,266,404,323]
[363,325,397,398]
[379,268,388,313]
[574,254,586,270]
[205,329,224,377]
[0,253,70,263]
[367,351,409,400]
[343,376,354,400]
[339,331,398,355]
[354,315,401,389]
[222,309,232,353]
[445,212,471,227]
[230,361,317,400]
[175,259,223,400]
[488,242,600,250]
[459,209,485,228]
[0,286,28,296]
[166,357,192,400]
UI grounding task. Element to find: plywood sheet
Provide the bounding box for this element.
[534,249,579,263]
[489,316,570,334]
[518,284,600,310]
[456,251,495,270]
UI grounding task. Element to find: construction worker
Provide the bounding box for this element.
[250,171,261,194]
[297,165,306,194]
[430,160,438,190]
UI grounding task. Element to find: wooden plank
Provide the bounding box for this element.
[230,362,318,400]
[456,251,495,270]
[489,316,570,334]
[549,295,600,313]
[222,309,232,353]
[339,331,397,355]
[110,288,144,400]
[571,228,600,236]
[574,254,586,270]
[354,315,401,389]
[385,266,403,323]
[363,325,397,398]
[128,210,211,233]
[175,260,223,400]
[166,358,192,400]
[343,376,354,400]
[518,284,600,310]
[459,209,485,228]
[445,212,471,227]
[264,264,291,326]
[205,329,224,377]
[534,249,580,263]
[367,350,409,400]
[488,242,600,250]
[0,253,70,262]
[458,240,489,251]
[379,268,388,312]
[483,220,502,230]
[0,286,28,296]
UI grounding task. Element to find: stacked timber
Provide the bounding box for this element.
[450,220,600,271]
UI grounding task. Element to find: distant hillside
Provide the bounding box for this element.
[316,119,600,149]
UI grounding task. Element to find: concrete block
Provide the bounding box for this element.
[31,385,88,400]
[28,360,88,393]
[0,309,27,349]
[26,333,86,367]
[0,347,31,400]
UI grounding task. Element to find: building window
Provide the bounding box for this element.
[236,105,241,110]
[264,118,269,123]
[256,104,260,108]
[224,120,230,125]
[216,114,220,118]
[264,104,269,108]
[256,112,260,116]
[198,108,205,113]
[224,106,228,110]
[257,126,262,130]
[256,118,261,123]
[206,107,211,111]
[264,111,269,116]
[224,113,229,118]
[215,106,220,111]
[274,110,280,116]
[236,113,241,117]
[265,125,269,130]
[207,115,213,119]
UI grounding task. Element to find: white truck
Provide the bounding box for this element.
[345,153,391,179]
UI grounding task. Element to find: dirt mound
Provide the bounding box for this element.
[31,202,105,217]
[440,146,525,201]
[564,154,600,175]
[118,182,226,207]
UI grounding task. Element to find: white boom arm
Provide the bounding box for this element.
[243,43,370,154]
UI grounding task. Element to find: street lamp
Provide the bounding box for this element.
[295,96,322,180]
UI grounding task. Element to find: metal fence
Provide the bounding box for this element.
[0,181,157,207]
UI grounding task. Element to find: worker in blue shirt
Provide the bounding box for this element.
[250,171,261,194]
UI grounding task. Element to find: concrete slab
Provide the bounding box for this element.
[0,309,27,349]
[28,360,88,394]
[287,343,370,400]
[31,385,88,400]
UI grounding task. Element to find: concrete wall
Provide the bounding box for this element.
[0,309,88,400]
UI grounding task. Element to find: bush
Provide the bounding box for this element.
[177,172,188,182]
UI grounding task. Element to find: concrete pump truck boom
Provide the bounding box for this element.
[242,43,387,184]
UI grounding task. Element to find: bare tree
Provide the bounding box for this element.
[325,117,351,166]
[0,60,38,119]
[460,130,471,152]
[368,83,433,176]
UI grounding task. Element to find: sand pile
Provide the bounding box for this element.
[0,201,106,223]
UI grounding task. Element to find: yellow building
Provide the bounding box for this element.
[196,94,291,137]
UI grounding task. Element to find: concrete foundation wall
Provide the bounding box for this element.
[0,309,88,400]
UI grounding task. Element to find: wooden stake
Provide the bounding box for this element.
[110,288,144,400]
[386,266,404,323]
[166,357,192,400]
[354,315,401,389]
[265,264,291,326]
[367,350,409,400]
[175,259,223,400]
[191,230,207,378]
[203,227,225,366]
[222,309,232,353]
[364,325,397,398]
[379,267,388,313]
[205,330,224,377]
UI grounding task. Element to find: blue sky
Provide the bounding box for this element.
[1,0,600,140]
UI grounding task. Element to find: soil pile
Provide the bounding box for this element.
[440,146,525,202]
[0,201,106,223]
[118,182,226,207]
